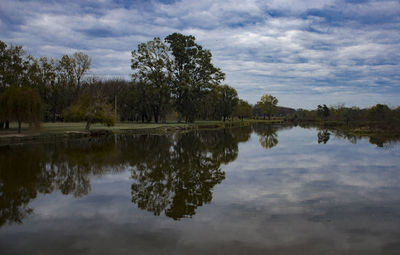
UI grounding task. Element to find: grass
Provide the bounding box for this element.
[0,119,263,135]
[1,118,284,135]
[0,119,283,146]
[0,122,189,135]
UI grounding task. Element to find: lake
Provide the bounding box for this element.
[1,124,400,254]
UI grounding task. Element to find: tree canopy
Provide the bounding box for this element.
[257,94,278,120]
[131,37,172,123]
[63,91,115,131]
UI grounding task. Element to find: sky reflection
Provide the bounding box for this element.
[1,126,400,254]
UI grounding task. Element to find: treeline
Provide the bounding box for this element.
[0,40,93,130]
[1,33,261,131]
[289,104,400,127]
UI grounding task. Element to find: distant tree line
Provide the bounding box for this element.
[4,35,396,132]
[289,103,400,127]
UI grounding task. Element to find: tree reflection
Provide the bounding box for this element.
[317,130,330,144]
[253,124,279,150]
[0,138,119,227]
[0,127,252,225]
[130,128,251,220]
[326,129,400,148]
[0,146,49,226]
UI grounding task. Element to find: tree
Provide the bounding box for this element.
[0,87,42,133]
[317,104,330,120]
[216,85,239,121]
[165,32,225,122]
[131,37,172,123]
[235,99,252,120]
[343,107,360,124]
[367,104,391,122]
[257,94,278,120]
[72,52,91,95]
[24,56,58,121]
[63,92,115,131]
[0,41,26,89]
[0,41,28,129]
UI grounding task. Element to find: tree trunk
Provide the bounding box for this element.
[223,116,226,122]
[18,120,21,133]
[5,120,9,129]
[268,114,271,120]
[85,120,91,131]
[0,121,4,129]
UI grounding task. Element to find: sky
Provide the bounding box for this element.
[1,0,399,109]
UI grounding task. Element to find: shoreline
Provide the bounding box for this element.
[1,119,399,146]
[0,120,267,145]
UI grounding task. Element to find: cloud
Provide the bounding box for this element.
[1,0,399,108]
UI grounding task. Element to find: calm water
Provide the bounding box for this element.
[1,125,400,254]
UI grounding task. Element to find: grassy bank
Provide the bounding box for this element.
[0,120,279,145]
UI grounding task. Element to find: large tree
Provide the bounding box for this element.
[131,37,172,123]
[257,94,278,120]
[165,33,225,122]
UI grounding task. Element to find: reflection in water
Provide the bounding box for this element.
[130,130,242,220]
[1,125,400,254]
[0,139,121,227]
[319,128,400,148]
[128,127,253,219]
[252,124,280,150]
[317,130,330,144]
[0,127,251,225]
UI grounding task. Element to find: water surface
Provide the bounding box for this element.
[1,125,400,254]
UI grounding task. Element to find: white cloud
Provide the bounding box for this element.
[1,0,400,108]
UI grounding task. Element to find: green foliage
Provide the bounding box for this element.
[235,99,252,120]
[0,87,42,133]
[317,104,330,119]
[0,40,92,123]
[63,93,115,131]
[367,104,391,122]
[131,37,172,123]
[216,84,239,121]
[165,33,225,122]
[257,94,278,120]
[0,41,26,89]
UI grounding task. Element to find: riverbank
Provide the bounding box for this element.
[0,120,282,145]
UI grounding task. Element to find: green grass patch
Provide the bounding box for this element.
[0,120,254,137]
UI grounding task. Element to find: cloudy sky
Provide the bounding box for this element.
[1,0,399,109]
